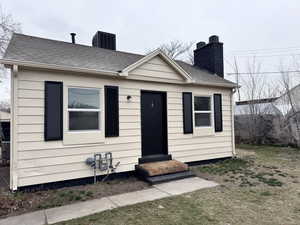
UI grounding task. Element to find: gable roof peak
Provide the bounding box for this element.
[119,48,193,83]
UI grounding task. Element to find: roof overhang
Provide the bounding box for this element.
[189,81,238,89]
[0,59,119,77]
[0,57,237,89]
[118,49,194,83]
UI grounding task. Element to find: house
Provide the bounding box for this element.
[0,110,10,165]
[235,97,281,116]
[235,84,300,116]
[273,84,300,115]
[235,97,281,144]
[274,84,300,144]
[0,31,236,190]
[235,85,300,145]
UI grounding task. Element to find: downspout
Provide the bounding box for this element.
[231,87,237,157]
[10,65,18,191]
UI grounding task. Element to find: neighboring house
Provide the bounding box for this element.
[235,85,300,116]
[273,84,300,115]
[1,31,236,190]
[0,110,10,164]
[235,98,281,144]
[274,84,300,143]
[235,98,281,116]
[235,85,300,145]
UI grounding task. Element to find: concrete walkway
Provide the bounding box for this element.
[0,177,218,225]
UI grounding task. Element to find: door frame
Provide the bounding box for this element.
[140,90,168,157]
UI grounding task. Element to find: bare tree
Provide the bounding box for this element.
[234,57,281,144]
[277,65,300,147]
[0,5,21,56]
[233,56,241,101]
[0,4,21,106]
[186,50,194,65]
[241,58,265,143]
[148,40,195,64]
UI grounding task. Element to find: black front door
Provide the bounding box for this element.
[141,91,167,157]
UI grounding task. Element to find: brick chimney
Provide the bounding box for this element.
[193,35,224,78]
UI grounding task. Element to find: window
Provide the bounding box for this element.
[68,88,100,131]
[194,96,212,127]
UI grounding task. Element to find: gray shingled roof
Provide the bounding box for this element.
[3,33,236,88]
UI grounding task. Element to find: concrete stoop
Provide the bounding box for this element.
[135,159,195,184]
[0,177,218,225]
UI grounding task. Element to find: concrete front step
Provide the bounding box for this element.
[135,159,195,184]
[136,160,189,177]
[144,170,195,184]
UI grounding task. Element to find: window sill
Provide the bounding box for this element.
[63,130,104,145]
[193,127,215,137]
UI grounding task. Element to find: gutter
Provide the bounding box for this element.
[0,59,119,77]
[188,81,237,89]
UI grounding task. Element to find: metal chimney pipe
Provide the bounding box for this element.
[70,33,76,44]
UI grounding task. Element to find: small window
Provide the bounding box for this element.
[194,96,212,127]
[68,88,100,131]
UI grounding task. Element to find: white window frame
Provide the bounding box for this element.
[67,87,101,132]
[194,95,212,128]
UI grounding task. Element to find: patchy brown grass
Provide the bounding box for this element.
[0,176,149,219]
[56,145,300,225]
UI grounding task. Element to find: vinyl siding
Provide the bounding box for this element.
[128,56,185,83]
[13,62,234,188]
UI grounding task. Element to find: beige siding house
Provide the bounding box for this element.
[1,32,236,190]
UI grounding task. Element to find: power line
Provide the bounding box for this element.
[229,46,300,53]
[226,53,300,59]
[227,70,300,75]
[229,49,300,55]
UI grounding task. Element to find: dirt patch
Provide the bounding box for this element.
[0,167,9,191]
[0,175,149,219]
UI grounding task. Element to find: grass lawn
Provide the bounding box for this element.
[55,145,300,225]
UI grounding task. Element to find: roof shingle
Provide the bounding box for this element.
[3,33,236,88]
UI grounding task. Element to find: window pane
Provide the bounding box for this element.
[195,113,211,127]
[68,88,99,109]
[194,97,210,111]
[69,112,99,130]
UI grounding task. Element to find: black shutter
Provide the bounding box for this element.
[214,94,223,132]
[44,81,63,141]
[105,86,119,137]
[182,92,193,134]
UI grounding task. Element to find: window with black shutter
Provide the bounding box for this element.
[194,96,212,127]
[182,92,193,134]
[44,81,63,141]
[105,86,119,137]
[214,94,223,132]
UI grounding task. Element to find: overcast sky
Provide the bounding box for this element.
[1,0,300,101]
